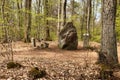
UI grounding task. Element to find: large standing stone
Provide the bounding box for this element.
[59,22,78,50]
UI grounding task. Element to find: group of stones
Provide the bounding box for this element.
[31,22,78,50]
[31,38,49,49]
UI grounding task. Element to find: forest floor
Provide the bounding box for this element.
[0,41,120,80]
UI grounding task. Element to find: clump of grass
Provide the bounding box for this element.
[28,67,47,79]
[7,62,22,69]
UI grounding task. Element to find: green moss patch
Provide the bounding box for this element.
[7,62,22,69]
[28,67,47,79]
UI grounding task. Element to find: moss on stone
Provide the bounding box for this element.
[28,67,47,79]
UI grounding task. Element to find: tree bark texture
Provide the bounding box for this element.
[24,0,32,42]
[44,0,51,41]
[61,0,67,29]
[100,0,118,65]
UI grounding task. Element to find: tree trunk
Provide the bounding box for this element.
[61,0,67,30]
[16,0,22,40]
[83,0,92,47]
[99,0,118,65]
[57,0,61,36]
[92,0,95,34]
[80,0,86,40]
[80,17,84,40]
[44,0,51,41]
[86,0,92,39]
[35,0,41,41]
[1,0,8,43]
[71,0,74,22]
[24,0,32,42]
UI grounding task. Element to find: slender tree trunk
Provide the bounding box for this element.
[44,0,51,41]
[57,0,61,36]
[83,0,92,47]
[35,0,41,41]
[99,0,118,65]
[1,0,8,43]
[80,7,85,40]
[17,0,20,29]
[16,0,21,40]
[92,0,95,34]
[1,0,5,21]
[80,16,84,40]
[86,0,92,36]
[80,0,86,40]
[24,0,32,42]
[71,0,74,22]
[61,0,67,30]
